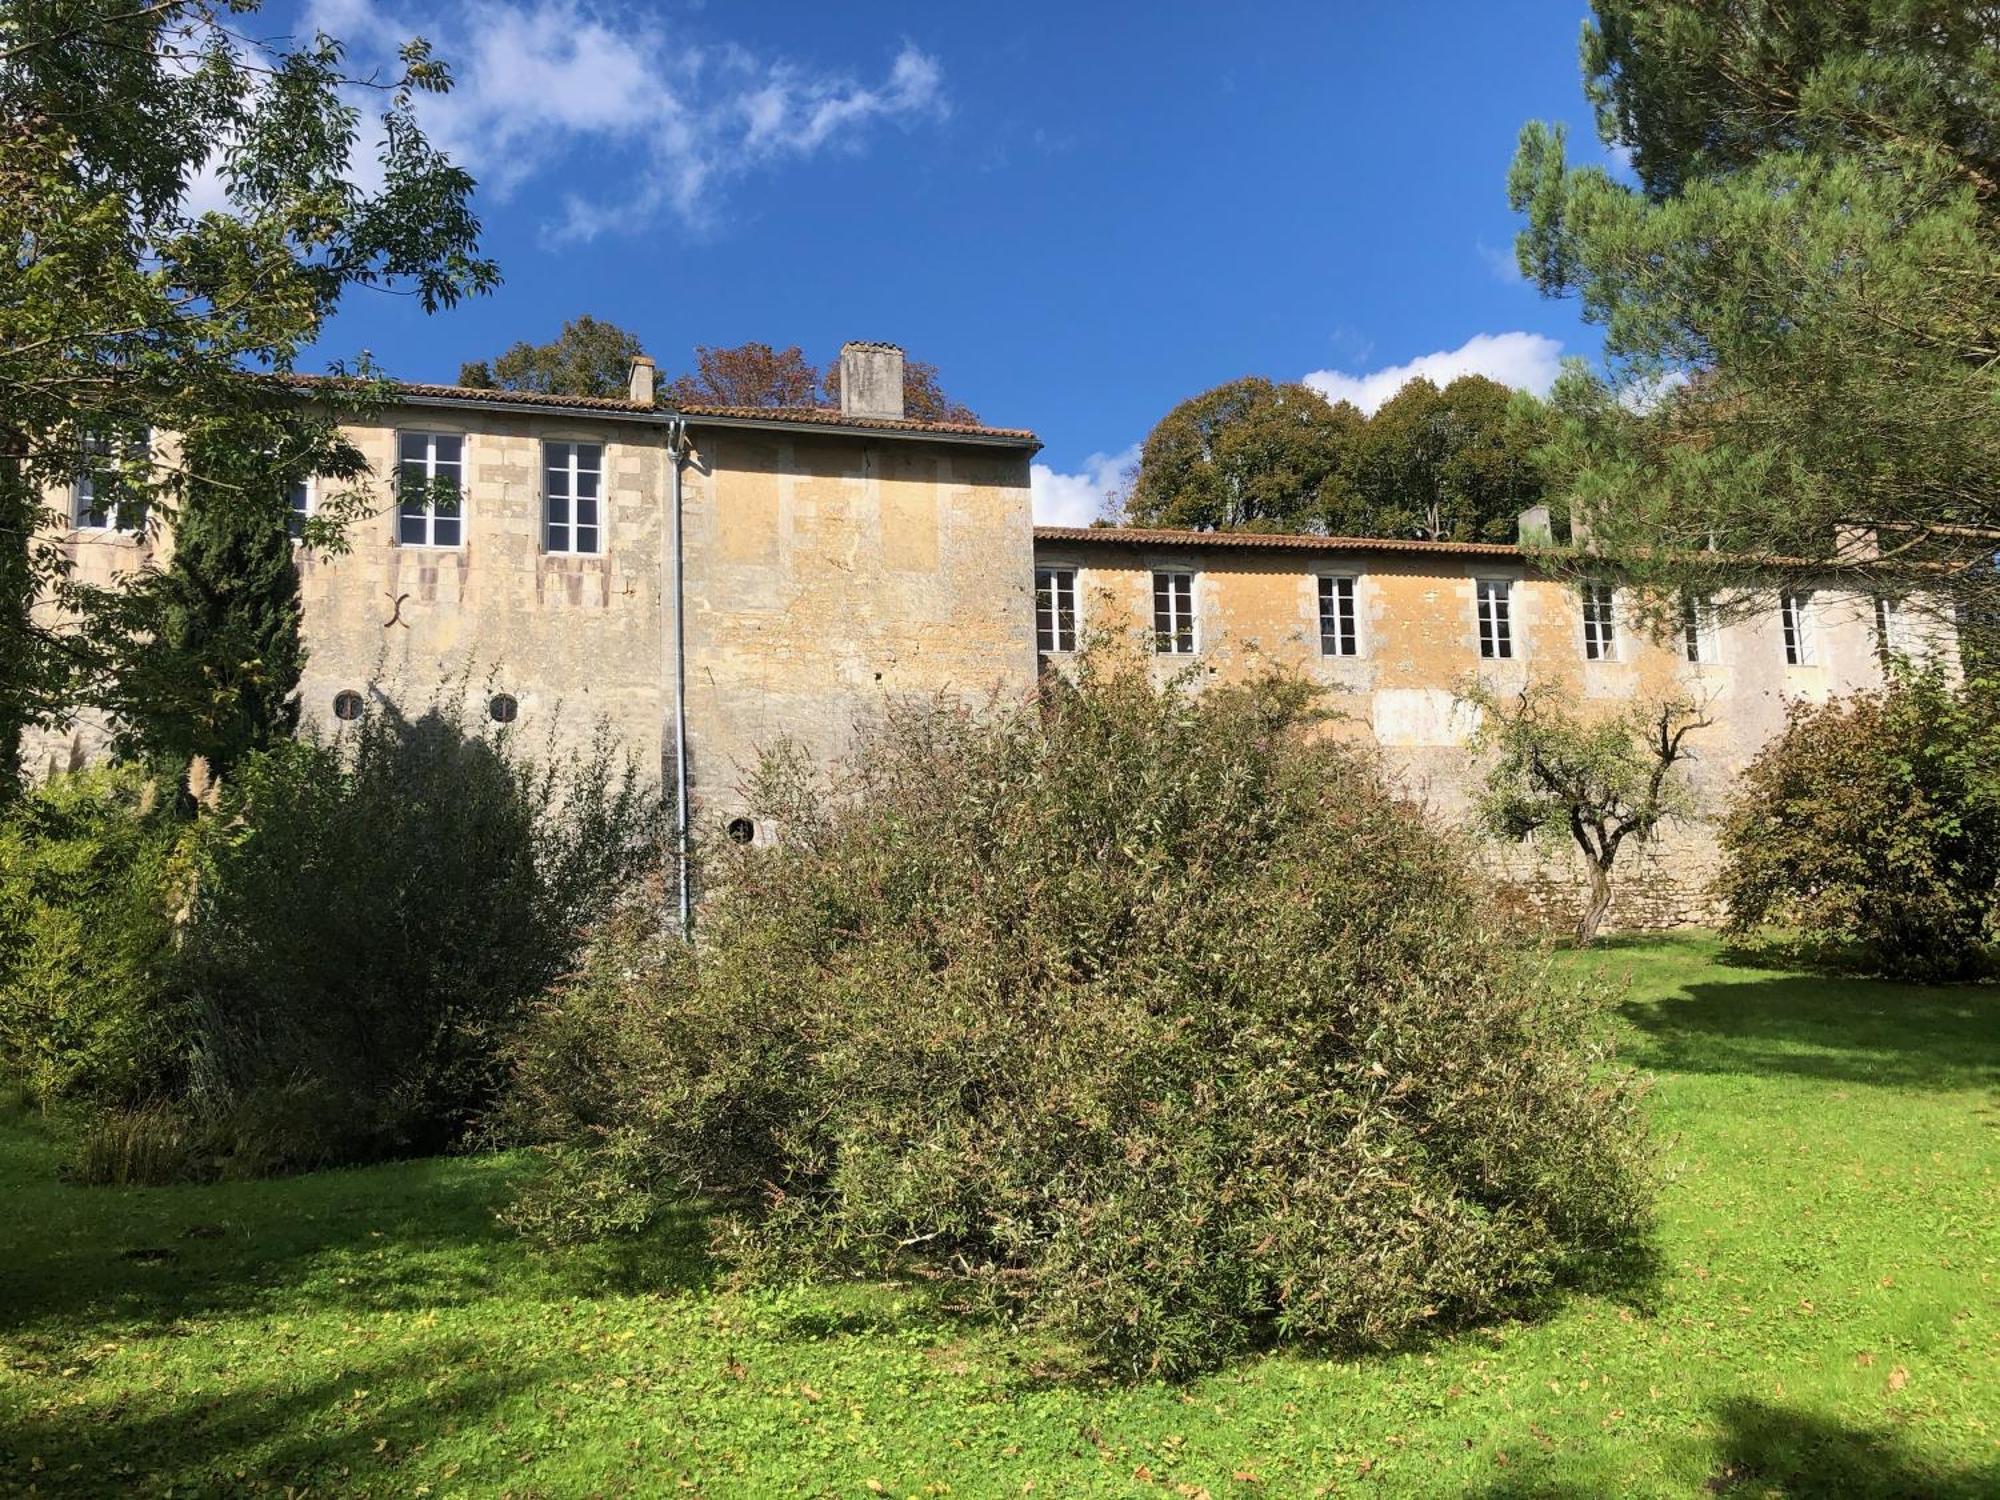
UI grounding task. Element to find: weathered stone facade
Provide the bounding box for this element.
[1029,528,1953,930]
[26,347,1042,854]
[28,350,1955,933]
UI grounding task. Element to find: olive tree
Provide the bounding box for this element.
[1466,680,1711,943]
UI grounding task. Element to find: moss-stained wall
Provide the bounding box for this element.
[679,429,1036,830]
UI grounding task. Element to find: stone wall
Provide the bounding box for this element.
[1032,536,1911,934]
[677,427,1036,837]
[24,404,1040,846]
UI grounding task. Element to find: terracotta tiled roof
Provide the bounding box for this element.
[279,372,655,413]
[673,403,1037,442]
[1034,525,1524,558]
[275,373,1039,443]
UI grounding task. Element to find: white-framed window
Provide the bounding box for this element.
[286,476,313,541]
[1318,574,1359,657]
[1781,589,1815,666]
[1476,577,1514,660]
[544,441,602,554]
[1152,570,1196,655]
[1681,592,1718,664]
[1035,566,1077,653]
[73,428,151,532]
[1873,594,1910,660]
[1581,582,1617,661]
[396,431,464,547]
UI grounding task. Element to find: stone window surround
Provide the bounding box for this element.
[1315,570,1363,658]
[1035,564,1078,654]
[541,437,605,557]
[1780,588,1816,667]
[1151,566,1198,655]
[1475,575,1518,661]
[1581,580,1619,662]
[394,426,467,550]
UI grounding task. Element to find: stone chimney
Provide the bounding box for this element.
[627,354,656,406]
[1515,503,1553,547]
[838,341,905,420]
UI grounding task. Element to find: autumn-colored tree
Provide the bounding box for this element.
[664,342,978,421]
[1124,378,1363,532]
[459,316,645,399]
[665,343,823,408]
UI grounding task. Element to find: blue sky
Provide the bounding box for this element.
[286,1,1614,522]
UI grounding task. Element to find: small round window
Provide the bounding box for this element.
[488,693,518,725]
[332,690,364,722]
[725,816,756,846]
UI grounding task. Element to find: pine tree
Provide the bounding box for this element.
[103,432,306,779]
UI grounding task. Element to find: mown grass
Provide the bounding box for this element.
[1,933,1995,1497]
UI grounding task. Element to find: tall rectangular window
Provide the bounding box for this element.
[1153,570,1195,655]
[397,431,464,547]
[1581,582,1617,661]
[1873,594,1905,660]
[1781,589,1814,666]
[1035,566,1077,653]
[1318,575,1358,657]
[1682,593,1717,663]
[544,441,602,554]
[1476,577,1513,660]
[286,477,312,541]
[74,428,150,532]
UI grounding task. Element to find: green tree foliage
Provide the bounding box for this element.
[1509,2,2000,616]
[1719,668,2000,979]
[458,315,647,399]
[1123,377,1362,531]
[1124,375,1548,538]
[1355,376,1550,541]
[0,0,497,796]
[1466,680,1710,944]
[0,767,188,1107]
[178,698,656,1168]
[84,426,308,778]
[501,649,1652,1376]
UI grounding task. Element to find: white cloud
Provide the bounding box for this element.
[1302,331,1564,415]
[1475,237,1523,284]
[1619,366,1690,412]
[301,1,947,241]
[1031,444,1139,526]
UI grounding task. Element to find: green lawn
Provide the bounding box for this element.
[2,934,1995,1497]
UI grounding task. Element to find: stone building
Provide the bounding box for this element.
[1028,524,1947,927]
[31,342,1951,930]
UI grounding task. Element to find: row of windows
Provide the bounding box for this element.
[394,433,605,555]
[73,431,610,558]
[1037,567,1853,668]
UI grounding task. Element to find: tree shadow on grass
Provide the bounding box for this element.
[0,1337,531,1498]
[0,1126,714,1342]
[1475,1397,2000,1499]
[1617,970,1999,1091]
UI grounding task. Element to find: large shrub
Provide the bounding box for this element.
[504,652,1651,1376]
[0,767,188,1107]
[1718,668,2000,979]
[175,698,659,1167]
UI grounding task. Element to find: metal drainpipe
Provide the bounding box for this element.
[666,416,693,940]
